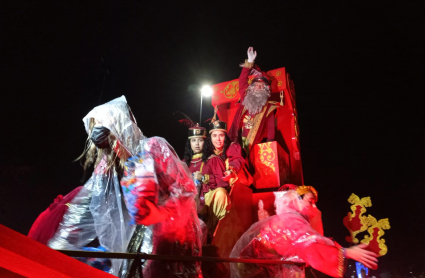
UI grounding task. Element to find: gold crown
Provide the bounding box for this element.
[296,185,318,201]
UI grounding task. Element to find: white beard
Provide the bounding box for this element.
[242,86,271,114]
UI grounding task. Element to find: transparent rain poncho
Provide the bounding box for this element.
[48,96,145,276]
[230,190,343,278]
[120,137,202,278]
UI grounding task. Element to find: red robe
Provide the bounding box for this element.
[200,143,245,208]
[188,155,206,174]
[228,64,279,153]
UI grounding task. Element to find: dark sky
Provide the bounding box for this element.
[1,1,424,275]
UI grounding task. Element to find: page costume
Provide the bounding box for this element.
[46,96,144,276]
[199,120,245,237]
[230,190,344,278]
[120,137,202,278]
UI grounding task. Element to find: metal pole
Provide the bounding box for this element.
[199,94,203,124]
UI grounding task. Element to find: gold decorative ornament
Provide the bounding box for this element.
[343,193,390,257]
[361,216,390,256]
[243,59,254,69]
[220,80,239,99]
[343,194,372,243]
[258,142,276,172]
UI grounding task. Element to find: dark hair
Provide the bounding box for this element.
[202,132,232,161]
[183,139,193,167]
[183,138,207,167]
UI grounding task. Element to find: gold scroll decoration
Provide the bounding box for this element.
[220,80,239,99]
[258,142,276,173]
[343,193,372,243]
[361,216,391,256]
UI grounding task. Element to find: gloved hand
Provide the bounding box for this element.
[138,200,168,226]
[247,47,257,63]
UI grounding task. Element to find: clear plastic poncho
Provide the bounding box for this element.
[120,137,202,278]
[48,96,145,276]
[230,190,339,278]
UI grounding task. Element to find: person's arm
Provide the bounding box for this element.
[121,138,196,226]
[225,143,245,174]
[273,217,378,277]
[239,47,258,102]
[204,157,229,191]
[345,244,378,270]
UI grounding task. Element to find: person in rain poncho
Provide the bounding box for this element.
[230,185,378,278]
[45,96,144,276]
[120,136,203,278]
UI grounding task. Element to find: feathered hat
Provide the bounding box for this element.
[175,111,207,139]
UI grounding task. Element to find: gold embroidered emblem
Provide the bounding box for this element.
[258,142,276,172]
[195,129,201,134]
[220,80,239,99]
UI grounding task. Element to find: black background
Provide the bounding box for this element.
[1,1,424,276]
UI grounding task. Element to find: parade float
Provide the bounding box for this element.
[209,67,304,258]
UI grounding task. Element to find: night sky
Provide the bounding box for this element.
[1,1,424,275]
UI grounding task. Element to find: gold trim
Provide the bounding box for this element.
[337,248,344,277]
[243,59,254,69]
[188,135,207,139]
[244,102,280,152]
[266,102,280,117]
[245,105,268,152]
[209,128,227,134]
[192,153,203,159]
[202,173,210,185]
[361,216,390,256]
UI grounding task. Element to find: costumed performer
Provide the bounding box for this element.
[38,96,143,276]
[120,136,203,278]
[180,122,209,244]
[228,47,281,159]
[230,185,378,278]
[199,119,245,238]
[182,123,208,210]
